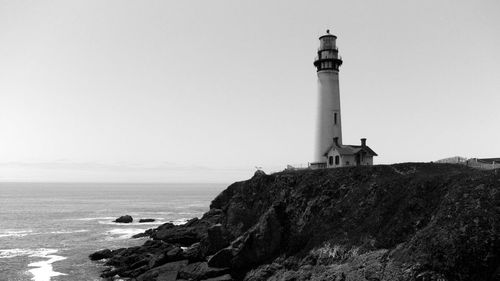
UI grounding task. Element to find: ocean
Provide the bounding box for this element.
[0,182,226,281]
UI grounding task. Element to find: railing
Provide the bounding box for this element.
[284,163,309,171]
[314,55,342,61]
[308,162,327,169]
[317,47,339,52]
[282,162,329,171]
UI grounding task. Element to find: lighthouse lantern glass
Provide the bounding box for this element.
[319,37,336,50]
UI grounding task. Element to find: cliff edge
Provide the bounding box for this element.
[91,163,500,281]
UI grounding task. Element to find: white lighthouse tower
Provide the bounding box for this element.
[310,30,378,169]
[313,30,343,162]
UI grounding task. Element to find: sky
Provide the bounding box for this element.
[0,0,499,183]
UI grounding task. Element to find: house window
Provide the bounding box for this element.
[335,156,340,165]
[328,156,333,165]
[346,161,350,166]
[334,113,337,124]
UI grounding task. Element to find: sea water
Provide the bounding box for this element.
[0,182,225,281]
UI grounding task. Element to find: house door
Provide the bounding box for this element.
[355,154,361,165]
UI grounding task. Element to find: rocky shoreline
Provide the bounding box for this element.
[90,163,500,280]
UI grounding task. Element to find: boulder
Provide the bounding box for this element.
[203,224,231,255]
[132,228,154,238]
[150,211,225,246]
[178,262,230,280]
[148,246,184,268]
[139,218,156,223]
[151,222,201,246]
[100,268,120,278]
[136,259,189,281]
[89,249,112,261]
[105,241,175,269]
[207,248,233,268]
[201,274,234,281]
[114,215,133,223]
[230,204,285,269]
[119,264,150,278]
[182,242,205,262]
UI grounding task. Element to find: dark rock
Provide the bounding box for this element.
[142,270,177,281]
[183,242,205,262]
[139,218,155,223]
[119,264,149,278]
[132,232,149,238]
[148,246,184,268]
[136,259,189,281]
[203,223,231,256]
[148,211,226,246]
[114,215,133,223]
[151,223,201,245]
[129,258,149,269]
[89,249,112,261]
[100,268,120,278]
[253,170,266,177]
[132,228,154,238]
[148,253,168,269]
[185,217,200,226]
[178,262,230,280]
[105,240,174,269]
[166,246,183,259]
[201,274,234,281]
[243,263,283,281]
[91,163,500,281]
[230,203,285,269]
[208,248,233,268]
[415,270,447,281]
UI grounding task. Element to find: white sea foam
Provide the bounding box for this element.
[71,217,116,221]
[0,248,34,258]
[98,219,166,226]
[171,218,190,225]
[141,211,176,215]
[0,229,33,238]
[27,249,67,281]
[0,248,67,281]
[105,228,148,240]
[49,229,89,234]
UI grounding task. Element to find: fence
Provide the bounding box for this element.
[436,156,500,170]
[465,158,500,170]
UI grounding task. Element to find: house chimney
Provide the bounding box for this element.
[333,137,340,147]
[361,138,366,147]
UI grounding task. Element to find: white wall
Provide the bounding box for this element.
[314,70,342,162]
[326,148,374,168]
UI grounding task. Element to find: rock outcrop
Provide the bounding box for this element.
[114,215,133,223]
[91,163,500,281]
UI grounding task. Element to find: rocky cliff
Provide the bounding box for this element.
[91,163,500,281]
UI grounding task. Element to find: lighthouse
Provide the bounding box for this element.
[313,30,343,162]
[310,30,378,168]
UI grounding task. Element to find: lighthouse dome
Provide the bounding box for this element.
[319,29,337,39]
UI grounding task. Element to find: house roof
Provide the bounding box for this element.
[323,143,378,157]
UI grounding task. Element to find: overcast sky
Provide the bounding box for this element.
[1,0,499,182]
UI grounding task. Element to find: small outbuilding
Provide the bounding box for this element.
[324,138,377,168]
